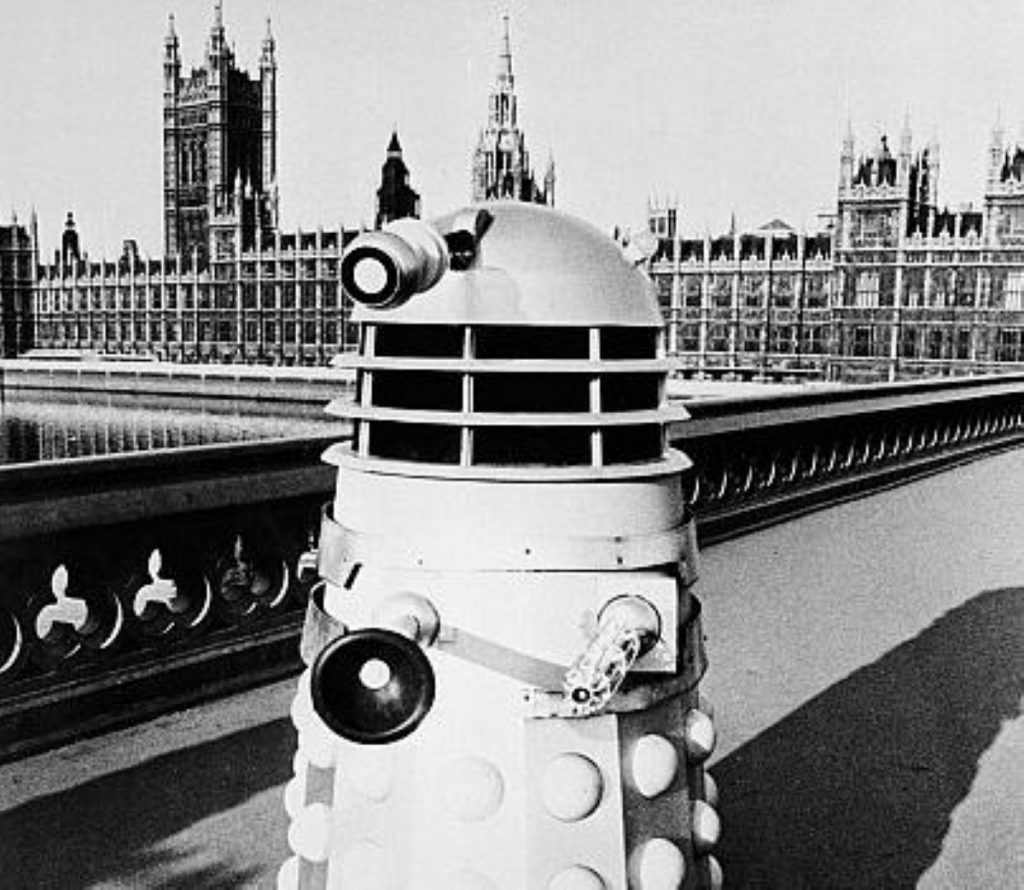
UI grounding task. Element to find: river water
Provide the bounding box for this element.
[0,390,347,466]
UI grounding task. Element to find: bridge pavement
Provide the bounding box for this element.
[701,447,1024,888]
[1,450,1022,888]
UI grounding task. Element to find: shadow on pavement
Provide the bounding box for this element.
[0,717,294,888]
[713,586,1024,889]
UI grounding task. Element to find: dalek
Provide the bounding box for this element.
[281,203,721,890]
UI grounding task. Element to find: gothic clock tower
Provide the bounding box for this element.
[471,15,555,206]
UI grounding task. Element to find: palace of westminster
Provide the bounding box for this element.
[5,6,1024,382]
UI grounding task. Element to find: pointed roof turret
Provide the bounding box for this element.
[543,149,556,204]
[61,211,80,263]
[841,116,855,177]
[164,12,179,65]
[992,107,1005,146]
[376,129,419,229]
[900,110,912,156]
[261,16,276,64]
[209,1,226,55]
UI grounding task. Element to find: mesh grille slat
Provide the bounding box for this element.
[352,322,670,469]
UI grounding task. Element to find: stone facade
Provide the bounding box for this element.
[163,4,278,264]
[24,8,1024,379]
[30,6,365,367]
[33,225,361,365]
[649,117,1024,381]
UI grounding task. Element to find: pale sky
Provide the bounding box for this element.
[3,0,1024,258]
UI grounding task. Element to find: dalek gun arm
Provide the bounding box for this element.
[563,595,661,716]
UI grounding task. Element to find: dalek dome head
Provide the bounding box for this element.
[335,202,688,473]
[343,202,663,328]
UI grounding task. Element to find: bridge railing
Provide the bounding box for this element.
[0,434,339,761]
[674,373,1024,544]
[2,374,1024,760]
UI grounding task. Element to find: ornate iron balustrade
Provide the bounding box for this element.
[674,374,1024,544]
[3,375,1024,760]
[0,435,338,761]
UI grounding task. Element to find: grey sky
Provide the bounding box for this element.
[2,0,1023,258]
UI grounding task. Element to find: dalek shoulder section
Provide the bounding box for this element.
[331,203,687,479]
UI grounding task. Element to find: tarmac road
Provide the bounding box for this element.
[702,447,1024,888]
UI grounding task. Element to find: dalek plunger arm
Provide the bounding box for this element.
[310,594,440,745]
[563,595,662,715]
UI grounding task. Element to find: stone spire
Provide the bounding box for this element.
[164,12,180,94]
[261,16,276,65]
[497,13,513,88]
[388,129,402,157]
[989,108,1006,186]
[209,1,227,58]
[840,117,856,190]
[376,129,420,229]
[899,111,912,158]
[471,14,552,205]
[165,13,178,54]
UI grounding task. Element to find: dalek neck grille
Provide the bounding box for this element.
[329,320,683,472]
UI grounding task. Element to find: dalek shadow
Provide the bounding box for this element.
[282,203,722,890]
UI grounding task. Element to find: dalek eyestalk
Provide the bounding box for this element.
[563,595,662,715]
[340,218,449,309]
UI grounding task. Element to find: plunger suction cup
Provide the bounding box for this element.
[311,628,436,745]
